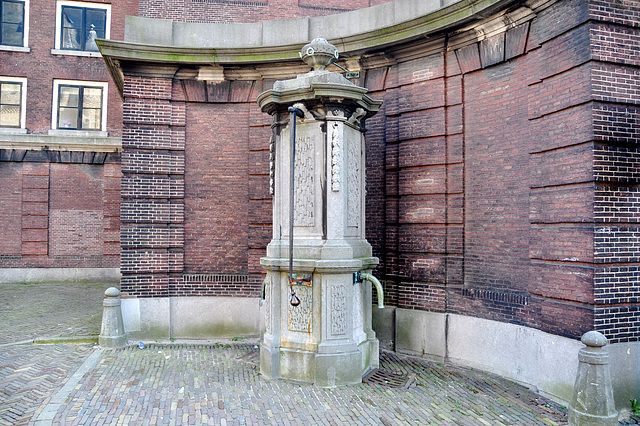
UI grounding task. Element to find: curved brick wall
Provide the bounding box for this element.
[101,0,640,345]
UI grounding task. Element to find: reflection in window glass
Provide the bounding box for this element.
[0,81,21,127]
[1,0,25,47]
[61,5,105,51]
[57,85,102,130]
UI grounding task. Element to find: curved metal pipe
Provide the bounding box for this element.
[359,272,384,309]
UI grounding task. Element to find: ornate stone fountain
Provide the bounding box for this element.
[258,38,383,386]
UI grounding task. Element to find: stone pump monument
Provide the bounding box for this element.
[258,38,384,386]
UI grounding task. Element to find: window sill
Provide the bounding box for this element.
[51,49,102,58]
[0,45,30,53]
[48,129,108,138]
[0,128,27,134]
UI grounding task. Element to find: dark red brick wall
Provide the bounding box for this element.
[589,0,640,343]
[0,1,134,271]
[0,155,121,268]
[140,0,392,23]
[0,163,23,256]
[184,103,249,275]
[49,164,105,257]
[120,73,267,298]
[358,0,640,342]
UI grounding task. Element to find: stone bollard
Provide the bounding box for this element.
[98,287,127,347]
[568,330,618,425]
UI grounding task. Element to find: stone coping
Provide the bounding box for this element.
[96,0,539,93]
[98,0,517,59]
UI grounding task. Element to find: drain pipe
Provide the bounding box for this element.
[354,271,384,308]
[288,106,303,306]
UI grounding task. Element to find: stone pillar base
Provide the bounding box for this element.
[261,337,378,387]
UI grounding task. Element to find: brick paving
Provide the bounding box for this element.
[28,343,570,426]
[0,282,109,345]
[0,283,637,425]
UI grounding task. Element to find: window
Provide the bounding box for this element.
[52,80,107,132]
[1,0,28,48]
[0,77,26,129]
[54,1,110,54]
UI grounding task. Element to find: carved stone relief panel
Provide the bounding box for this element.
[330,283,347,336]
[288,284,312,333]
[264,275,272,335]
[347,133,361,228]
[294,135,314,227]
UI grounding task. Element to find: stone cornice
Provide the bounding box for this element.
[98,0,536,95]
[258,83,382,116]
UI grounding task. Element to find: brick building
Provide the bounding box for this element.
[3,0,640,408]
[0,0,140,280]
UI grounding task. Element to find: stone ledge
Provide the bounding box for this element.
[0,132,121,152]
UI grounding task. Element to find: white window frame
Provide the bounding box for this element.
[0,76,27,132]
[0,0,30,52]
[50,79,108,134]
[52,0,110,57]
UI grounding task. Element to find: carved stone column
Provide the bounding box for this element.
[258,38,382,386]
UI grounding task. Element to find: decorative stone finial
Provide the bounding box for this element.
[581,330,608,347]
[300,38,339,71]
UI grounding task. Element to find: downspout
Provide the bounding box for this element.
[288,106,303,306]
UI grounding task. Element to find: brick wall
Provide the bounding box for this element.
[120,72,268,298]
[359,0,639,342]
[120,73,183,297]
[0,153,121,268]
[588,0,640,343]
[0,0,135,271]
[0,163,23,257]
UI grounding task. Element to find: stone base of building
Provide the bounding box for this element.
[120,296,260,341]
[0,268,120,284]
[373,308,640,411]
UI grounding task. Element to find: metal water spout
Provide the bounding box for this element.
[354,271,384,309]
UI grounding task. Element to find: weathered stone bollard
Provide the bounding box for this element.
[568,330,618,425]
[98,287,127,347]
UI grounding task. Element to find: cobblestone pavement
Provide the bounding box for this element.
[0,283,637,425]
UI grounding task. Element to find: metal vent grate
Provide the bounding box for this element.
[363,369,415,389]
[237,347,260,367]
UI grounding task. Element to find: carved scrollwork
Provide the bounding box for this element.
[294,136,314,226]
[269,130,275,196]
[331,283,347,336]
[331,122,341,192]
[347,108,366,127]
[347,134,361,228]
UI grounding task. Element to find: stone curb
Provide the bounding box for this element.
[33,336,99,345]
